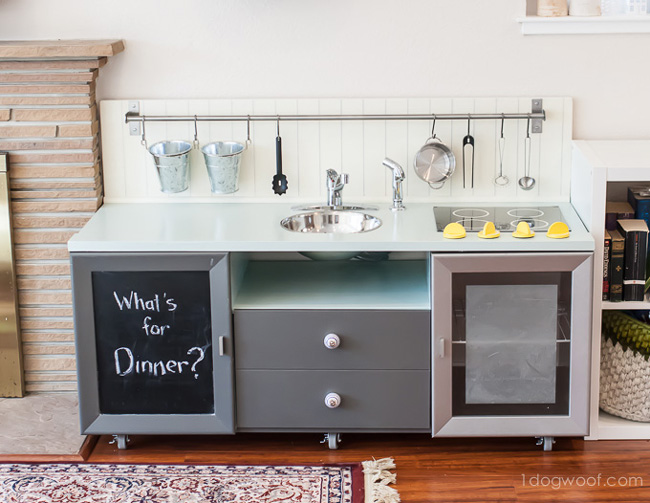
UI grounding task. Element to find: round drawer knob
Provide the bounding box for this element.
[323,333,341,349]
[324,392,341,408]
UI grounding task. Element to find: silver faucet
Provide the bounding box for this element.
[382,158,405,211]
[325,169,349,207]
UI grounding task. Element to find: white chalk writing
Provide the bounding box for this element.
[113,291,176,313]
[114,346,205,378]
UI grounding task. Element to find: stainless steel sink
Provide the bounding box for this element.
[280,209,382,234]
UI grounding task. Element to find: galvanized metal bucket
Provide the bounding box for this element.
[148,140,192,193]
[201,141,245,194]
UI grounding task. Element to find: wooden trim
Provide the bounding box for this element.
[78,435,99,460]
[0,434,96,463]
[0,59,107,70]
[0,83,95,94]
[0,71,97,84]
[0,40,124,58]
[0,453,85,463]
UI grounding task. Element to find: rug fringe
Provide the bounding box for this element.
[362,457,401,503]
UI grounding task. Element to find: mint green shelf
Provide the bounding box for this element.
[233,260,430,310]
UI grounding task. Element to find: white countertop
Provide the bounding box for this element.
[68,201,594,253]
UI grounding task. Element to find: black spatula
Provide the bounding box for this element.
[272,119,288,195]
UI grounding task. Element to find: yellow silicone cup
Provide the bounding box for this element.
[443,222,466,239]
[478,221,500,239]
[512,221,535,238]
[547,221,570,239]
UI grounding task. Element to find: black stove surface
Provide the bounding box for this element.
[433,206,569,233]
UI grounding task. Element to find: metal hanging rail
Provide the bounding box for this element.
[125,112,545,123]
[125,99,546,135]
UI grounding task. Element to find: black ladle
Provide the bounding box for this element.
[462,115,475,189]
[272,117,288,195]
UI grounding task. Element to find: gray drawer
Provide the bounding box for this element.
[236,369,430,430]
[234,310,430,370]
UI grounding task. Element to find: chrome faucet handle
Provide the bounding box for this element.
[382,158,405,181]
[326,169,339,185]
[383,158,405,211]
[325,169,348,207]
[326,169,348,187]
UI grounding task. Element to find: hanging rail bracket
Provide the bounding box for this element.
[127,101,141,136]
[531,99,543,134]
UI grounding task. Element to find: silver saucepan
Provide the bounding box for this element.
[413,121,456,189]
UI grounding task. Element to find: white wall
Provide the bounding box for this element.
[1,0,648,139]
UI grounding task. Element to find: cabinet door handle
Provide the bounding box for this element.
[325,392,341,408]
[323,333,341,349]
[218,336,225,356]
[437,338,445,358]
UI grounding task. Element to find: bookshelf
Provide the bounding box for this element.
[602,299,650,310]
[572,140,650,440]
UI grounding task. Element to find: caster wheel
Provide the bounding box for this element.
[111,434,129,450]
[543,436,555,451]
[321,433,341,450]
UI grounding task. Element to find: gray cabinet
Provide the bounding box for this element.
[234,309,431,432]
[431,252,592,438]
[71,253,234,435]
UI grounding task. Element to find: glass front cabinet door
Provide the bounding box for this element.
[431,252,593,437]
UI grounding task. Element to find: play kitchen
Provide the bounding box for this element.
[69,97,594,451]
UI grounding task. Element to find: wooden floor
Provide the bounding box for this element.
[87,433,650,502]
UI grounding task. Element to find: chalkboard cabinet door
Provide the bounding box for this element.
[71,253,234,435]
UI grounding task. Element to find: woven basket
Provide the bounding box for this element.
[600,311,650,422]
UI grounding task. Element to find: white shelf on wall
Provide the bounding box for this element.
[518,15,650,35]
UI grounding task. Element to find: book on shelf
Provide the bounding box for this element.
[627,186,650,230]
[606,201,635,231]
[617,219,649,302]
[603,229,611,301]
[609,229,625,302]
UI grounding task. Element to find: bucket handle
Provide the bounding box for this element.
[140,115,148,150]
[245,115,252,148]
[192,115,200,149]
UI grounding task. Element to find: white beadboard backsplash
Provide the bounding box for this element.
[100,97,572,204]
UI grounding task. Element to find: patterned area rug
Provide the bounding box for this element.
[0,458,400,502]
